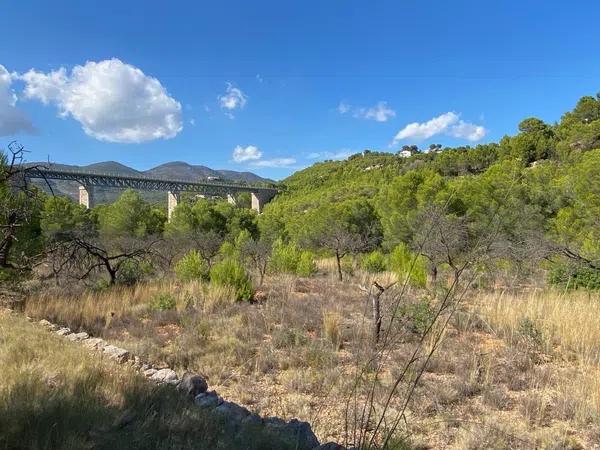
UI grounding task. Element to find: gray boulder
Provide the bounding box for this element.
[82,338,105,350]
[312,443,348,450]
[67,332,89,341]
[178,372,208,398]
[195,391,222,409]
[103,345,130,363]
[150,368,178,384]
[263,416,320,450]
[39,319,58,330]
[56,327,71,336]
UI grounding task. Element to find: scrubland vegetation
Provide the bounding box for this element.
[2,93,600,448]
[0,310,298,450]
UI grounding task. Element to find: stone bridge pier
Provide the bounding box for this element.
[79,185,95,209]
[250,191,276,214]
[167,191,180,222]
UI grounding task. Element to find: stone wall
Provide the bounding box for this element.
[35,317,349,450]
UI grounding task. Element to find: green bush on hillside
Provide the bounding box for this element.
[269,239,301,273]
[389,243,427,288]
[296,251,317,277]
[175,250,209,282]
[548,263,600,290]
[150,293,177,311]
[361,250,387,273]
[210,258,253,301]
[117,259,154,286]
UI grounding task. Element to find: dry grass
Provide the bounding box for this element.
[477,289,600,364]
[0,310,297,450]
[21,271,600,448]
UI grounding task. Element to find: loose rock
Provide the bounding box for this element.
[67,332,89,341]
[195,391,221,409]
[82,338,105,350]
[56,327,71,336]
[39,319,58,330]
[178,372,208,398]
[143,368,158,377]
[312,443,349,450]
[150,368,178,384]
[103,345,130,363]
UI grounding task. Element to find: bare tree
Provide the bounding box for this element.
[0,141,49,268]
[48,234,163,285]
[359,280,397,346]
[240,237,272,286]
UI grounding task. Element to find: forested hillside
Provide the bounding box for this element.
[261,93,600,287]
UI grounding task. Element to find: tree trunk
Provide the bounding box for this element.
[335,251,343,281]
[259,262,266,287]
[372,291,381,345]
[0,238,12,267]
[427,264,438,289]
[106,263,117,285]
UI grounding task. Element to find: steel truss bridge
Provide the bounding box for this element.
[25,167,279,216]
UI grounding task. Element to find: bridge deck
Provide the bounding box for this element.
[26,167,279,196]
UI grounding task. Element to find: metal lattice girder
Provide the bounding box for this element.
[26,168,279,199]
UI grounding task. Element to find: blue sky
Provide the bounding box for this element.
[1,0,600,179]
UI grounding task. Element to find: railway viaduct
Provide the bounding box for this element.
[26,168,279,220]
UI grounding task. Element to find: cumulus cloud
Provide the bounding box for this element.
[232,144,295,168]
[232,145,262,163]
[0,64,34,136]
[307,149,354,160]
[251,157,296,168]
[21,58,182,143]
[449,120,487,141]
[338,101,396,122]
[219,83,247,115]
[337,102,351,114]
[392,112,487,144]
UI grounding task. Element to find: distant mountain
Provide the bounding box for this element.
[144,161,269,184]
[27,160,273,205]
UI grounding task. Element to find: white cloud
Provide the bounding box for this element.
[232,144,295,168]
[307,149,354,160]
[337,102,351,114]
[0,64,34,136]
[232,145,262,163]
[219,82,247,114]
[449,121,487,141]
[21,58,182,143]
[358,101,396,122]
[251,157,296,168]
[338,101,396,122]
[392,112,487,144]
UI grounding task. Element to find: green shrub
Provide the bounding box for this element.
[517,317,545,348]
[269,239,301,273]
[361,250,387,273]
[341,256,356,277]
[397,297,435,335]
[389,243,427,287]
[296,251,317,277]
[219,241,238,259]
[210,258,253,301]
[150,293,177,311]
[117,259,154,286]
[175,250,209,282]
[91,278,111,292]
[548,263,600,290]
